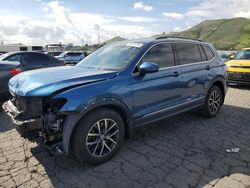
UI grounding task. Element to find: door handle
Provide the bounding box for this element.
[205,65,211,70]
[173,71,179,77]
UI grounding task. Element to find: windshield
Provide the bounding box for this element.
[57,52,66,57]
[235,50,250,60]
[76,42,144,70]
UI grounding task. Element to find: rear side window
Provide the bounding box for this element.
[141,43,175,69]
[67,53,82,56]
[29,53,49,65]
[202,45,215,60]
[67,53,73,56]
[19,54,29,65]
[175,43,201,65]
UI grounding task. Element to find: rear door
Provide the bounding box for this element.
[132,43,182,125]
[174,42,212,104]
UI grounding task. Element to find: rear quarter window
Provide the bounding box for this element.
[198,45,207,61]
[202,45,215,60]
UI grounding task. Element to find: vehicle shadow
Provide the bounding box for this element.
[31,104,250,187]
[229,84,250,90]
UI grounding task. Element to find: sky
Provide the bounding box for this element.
[0,0,250,45]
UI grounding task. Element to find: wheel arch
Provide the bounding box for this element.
[209,78,227,104]
[62,99,133,155]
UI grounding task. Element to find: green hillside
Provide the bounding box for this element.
[159,17,250,50]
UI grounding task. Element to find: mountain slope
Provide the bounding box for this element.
[168,17,250,49]
[179,17,250,49]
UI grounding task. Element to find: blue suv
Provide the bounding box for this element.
[3,37,228,165]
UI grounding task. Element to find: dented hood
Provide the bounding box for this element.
[9,66,118,96]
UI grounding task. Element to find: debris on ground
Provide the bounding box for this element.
[226,148,240,153]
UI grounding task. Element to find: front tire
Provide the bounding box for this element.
[72,108,125,165]
[201,85,223,118]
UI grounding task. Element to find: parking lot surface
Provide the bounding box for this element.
[0,86,250,188]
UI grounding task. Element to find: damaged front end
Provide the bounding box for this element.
[3,94,68,154]
[3,95,44,135]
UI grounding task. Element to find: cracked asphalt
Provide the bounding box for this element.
[0,86,250,188]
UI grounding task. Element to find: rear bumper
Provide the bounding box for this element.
[2,100,42,136]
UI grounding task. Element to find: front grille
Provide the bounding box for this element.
[231,66,250,68]
[243,74,250,81]
[228,72,250,81]
[12,95,26,112]
[11,95,44,120]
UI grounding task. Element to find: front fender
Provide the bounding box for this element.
[61,98,133,154]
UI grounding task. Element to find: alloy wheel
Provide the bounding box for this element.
[86,118,119,157]
[208,90,221,114]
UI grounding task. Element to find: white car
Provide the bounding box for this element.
[56,51,87,65]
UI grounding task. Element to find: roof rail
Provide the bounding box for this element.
[155,36,204,42]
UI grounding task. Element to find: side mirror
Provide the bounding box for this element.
[229,54,235,60]
[139,62,159,76]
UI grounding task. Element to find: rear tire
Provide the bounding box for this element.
[201,85,223,118]
[72,108,125,165]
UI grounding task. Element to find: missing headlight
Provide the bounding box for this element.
[48,98,67,113]
[43,98,67,134]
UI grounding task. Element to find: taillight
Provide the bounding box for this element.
[10,68,21,76]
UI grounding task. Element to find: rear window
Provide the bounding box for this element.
[202,45,215,60]
[175,43,201,65]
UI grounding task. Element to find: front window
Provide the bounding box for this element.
[235,49,250,60]
[141,43,175,68]
[77,42,144,70]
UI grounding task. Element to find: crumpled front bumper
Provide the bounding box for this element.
[2,100,43,136]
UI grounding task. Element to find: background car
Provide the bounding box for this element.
[0,61,20,101]
[217,50,238,62]
[226,48,250,85]
[56,51,87,65]
[0,51,8,55]
[0,51,64,70]
[0,51,64,101]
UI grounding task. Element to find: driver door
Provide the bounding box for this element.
[132,43,182,126]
